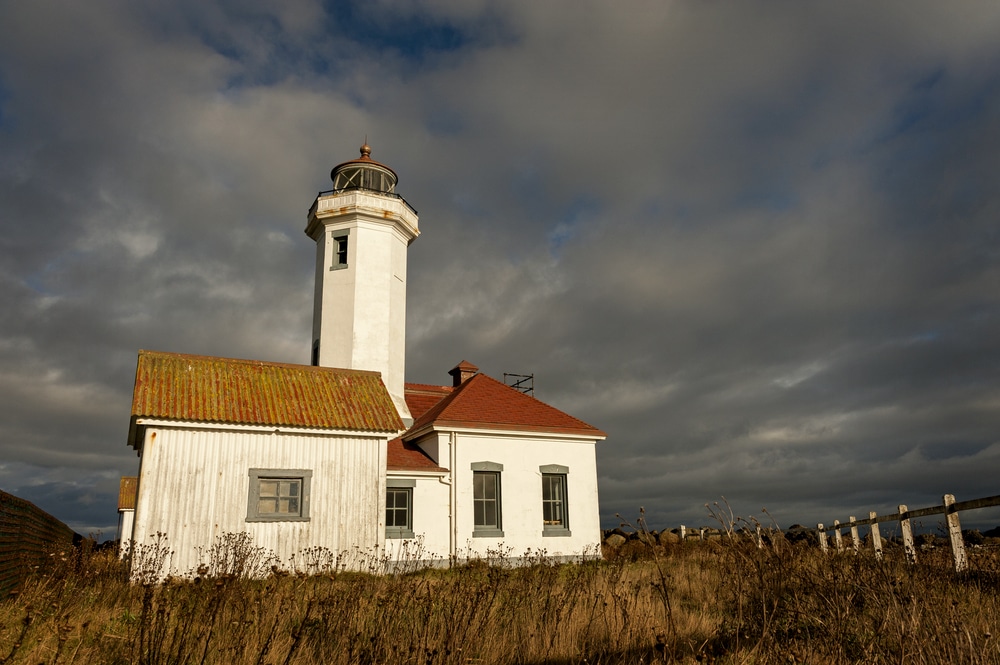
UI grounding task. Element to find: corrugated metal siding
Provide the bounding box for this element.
[132,427,386,575]
[131,350,403,433]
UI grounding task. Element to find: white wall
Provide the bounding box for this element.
[117,509,134,558]
[308,191,417,421]
[131,424,387,577]
[382,471,451,564]
[396,430,601,563]
[453,432,601,559]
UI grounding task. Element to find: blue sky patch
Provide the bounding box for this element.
[324,1,470,62]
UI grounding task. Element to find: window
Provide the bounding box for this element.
[246,469,312,522]
[333,166,395,194]
[386,479,415,539]
[331,230,349,270]
[471,462,503,537]
[540,465,571,536]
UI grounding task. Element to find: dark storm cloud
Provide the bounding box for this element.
[1,0,998,537]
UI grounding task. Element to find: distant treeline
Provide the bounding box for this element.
[0,488,78,595]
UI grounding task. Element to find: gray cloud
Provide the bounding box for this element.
[1,0,999,538]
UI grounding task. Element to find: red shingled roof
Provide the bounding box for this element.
[404,383,453,420]
[129,350,403,445]
[381,385,454,472]
[387,437,447,471]
[405,373,606,438]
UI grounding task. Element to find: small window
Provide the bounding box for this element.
[471,462,503,538]
[247,469,312,522]
[330,230,350,271]
[386,488,414,539]
[541,465,571,537]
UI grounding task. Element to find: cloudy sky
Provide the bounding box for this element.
[2,1,999,538]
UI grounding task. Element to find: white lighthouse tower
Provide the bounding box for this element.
[305,143,418,424]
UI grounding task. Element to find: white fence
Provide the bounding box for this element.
[817,493,1000,572]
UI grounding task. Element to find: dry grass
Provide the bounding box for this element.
[2,529,1000,664]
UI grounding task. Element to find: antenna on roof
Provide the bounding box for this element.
[504,372,534,396]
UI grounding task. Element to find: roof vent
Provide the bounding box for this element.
[448,360,479,387]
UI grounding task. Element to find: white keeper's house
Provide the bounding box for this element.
[121,144,606,575]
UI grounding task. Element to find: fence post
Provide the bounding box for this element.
[899,504,917,565]
[817,523,828,553]
[849,516,861,553]
[832,520,843,552]
[679,525,686,540]
[755,525,764,549]
[869,511,883,561]
[943,494,968,573]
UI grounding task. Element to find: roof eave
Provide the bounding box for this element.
[386,466,450,475]
[403,421,606,442]
[131,417,403,437]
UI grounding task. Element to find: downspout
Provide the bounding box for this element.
[450,431,457,563]
[436,433,455,564]
[431,431,459,564]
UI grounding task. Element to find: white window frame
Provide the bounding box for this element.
[471,461,504,538]
[540,464,571,537]
[246,468,312,522]
[386,478,415,539]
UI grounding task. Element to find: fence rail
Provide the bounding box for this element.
[817,493,1000,572]
[0,489,78,595]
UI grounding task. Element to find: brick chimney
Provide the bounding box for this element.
[448,360,479,387]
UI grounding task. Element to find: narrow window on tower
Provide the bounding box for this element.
[331,230,350,271]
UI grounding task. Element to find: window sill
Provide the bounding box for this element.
[386,528,415,539]
[543,528,572,537]
[472,529,505,538]
[246,516,311,523]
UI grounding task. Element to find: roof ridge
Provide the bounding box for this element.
[404,382,453,392]
[138,349,383,377]
[407,375,471,430]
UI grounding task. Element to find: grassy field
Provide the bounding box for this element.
[2,528,999,664]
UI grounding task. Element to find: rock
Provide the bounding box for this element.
[963,529,985,546]
[604,534,626,548]
[658,530,680,545]
[636,530,657,545]
[785,526,815,544]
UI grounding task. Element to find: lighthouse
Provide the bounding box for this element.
[305,143,419,424]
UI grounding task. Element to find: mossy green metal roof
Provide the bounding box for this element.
[130,350,403,442]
